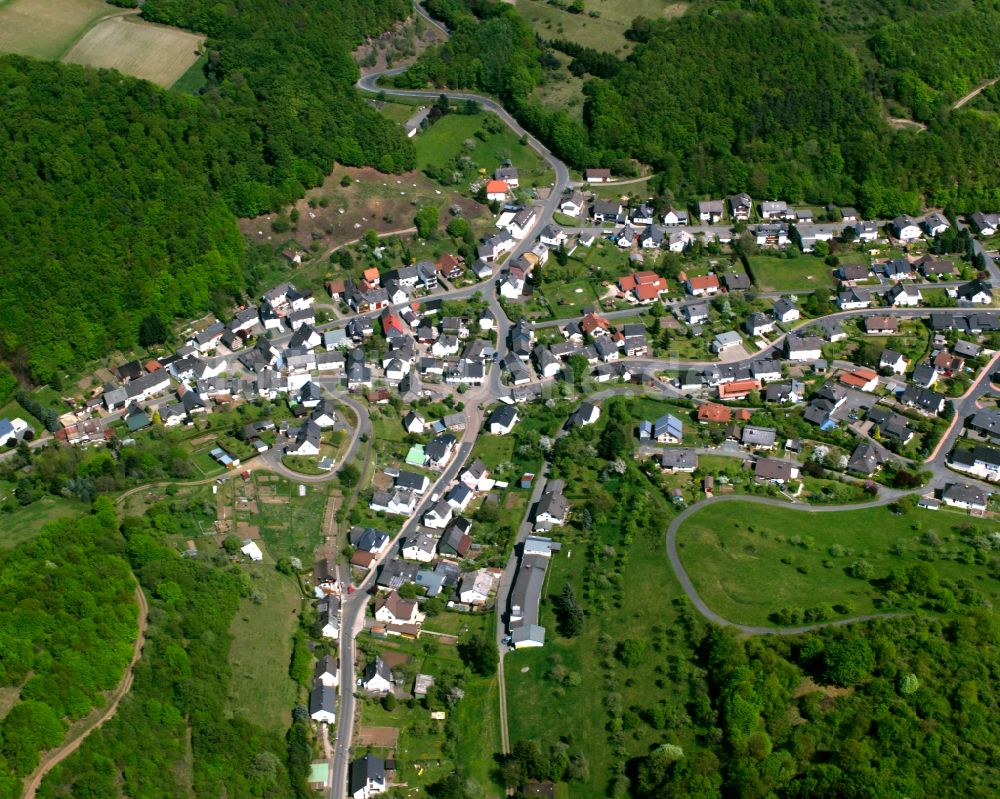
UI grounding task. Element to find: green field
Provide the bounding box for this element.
[414,113,552,186]
[227,565,301,732]
[516,0,687,54]
[0,0,117,60]
[541,278,602,317]
[250,475,330,563]
[676,500,1000,626]
[171,51,208,94]
[0,494,86,550]
[749,253,837,291]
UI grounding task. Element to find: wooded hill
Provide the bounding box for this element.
[407,0,1000,215]
[0,0,415,384]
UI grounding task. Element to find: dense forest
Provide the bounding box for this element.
[407,0,1000,215]
[35,504,303,799]
[0,498,137,798]
[0,0,415,384]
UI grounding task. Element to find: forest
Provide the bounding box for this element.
[0,0,415,384]
[34,504,304,799]
[0,498,137,798]
[408,0,1000,215]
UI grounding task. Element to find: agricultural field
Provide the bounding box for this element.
[0,0,117,60]
[516,0,687,55]
[243,474,331,564]
[63,16,205,88]
[676,499,1000,627]
[749,253,837,291]
[227,564,302,733]
[0,494,86,550]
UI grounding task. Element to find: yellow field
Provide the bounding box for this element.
[0,0,116,60]
[63,16,204,88]
[517,0,687,54]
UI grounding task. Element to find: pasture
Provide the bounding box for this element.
[749,253,837,291]
[0,0,115,60]
[63,16,204,88]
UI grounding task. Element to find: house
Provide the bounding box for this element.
[559,191,586,217]
[723,271,752,292]
[932,350,964,375]
[685,301,710,325]
[639,413,684,444]
[754,457,800,484]
[773,298,799,323]
[662,206,688,226]
[891,215,922,242]
[485,179,509,202]
[953,279,993,304]
[581,311,611,336]
[439,518,473,557]
[911,363,938,388]
[970,409,1000,442]
[631,203,655,226]
[698,199,724,223]
[718,378,760,401]
[460,458,492,491]
[916,255,954,278]
[351,526,390,554]
[539,224,567,247]
[495,165,519,187]
[459,569,495,605]
[423,499,453,530]
[787,335,827,360]
[370,488,416,517]
[863,316,899,336]
[839,263,870,283]
[765,381,805,404]
[867,406,913,445]
[745,312,775,337]
[941,483,990,512]
[954,339,982,358]
[309,684,337,724]
[879,349,908,375]
[742,425,777,450]
[535,479,569,528]
[509,537,559,648]
[349,754,386,799]
[880,258,915,281]
[585,168,612,183]
[970,211,1000,236]
[0,417,31,447]
[568,401,600,427]
[753,223,789,247]
[660,448,698,473]
[887,283,922,307]
[499,269,525,299]
[488,405,519,435]
[899,385,946,414]
[923,212,950,237]
[618,271,668,303]
[396,470,429,495]
[950,446,1000,481]
[375,591,423,625]
[361,657,393,694]
[848,442,885,476]
[615,225,638,249]
[686,273,720,296]
[478,231,516,262]
[759,200,788,219]
[314,654,338,688]
[728,193,752,221]
[639,225,665,249]
[697,402,733,423]
[402,410,425,435]
[287,421,322,456]
[839,367,879,392]
[837,288,870,311]
[592,199,623,224]
[508,207,537,240]
[712,331,743,354]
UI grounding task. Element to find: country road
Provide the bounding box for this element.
[953,75,1000,109]
[21,584,149,799]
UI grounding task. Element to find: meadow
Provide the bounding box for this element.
[0,0,116,60]
[748,253,837,291]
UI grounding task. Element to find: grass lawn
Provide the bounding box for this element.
[414,114,552,187]
[251,476,330,563]
[516,0,686,55]
[676,500,1000,627]
[0,495,87,550]
[171,51,208,94]
[227,565,301,733]
[541,278,601,317]
[749,253,836,291]
[471,434,516,471]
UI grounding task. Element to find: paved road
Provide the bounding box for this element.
[665,494,911,635]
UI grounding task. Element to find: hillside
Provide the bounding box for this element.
[409,0,1000,213]
[0,0,415,384]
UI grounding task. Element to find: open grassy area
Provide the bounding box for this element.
[541,278,602,317]
[227,565,301,733]
[516,0,687,55]
[414,113,553,186]
[0,0,117,60]
[249,475,330,563]
[0,495,87,550]
[505,465,703,798]
[749,253,837,291]
[171,50,208,93]
[63,16,205,88]
[676,500,1000,627]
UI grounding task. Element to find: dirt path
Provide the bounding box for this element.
[21,584,149,799]
[887,116,927,132]
[953,76,1000,109]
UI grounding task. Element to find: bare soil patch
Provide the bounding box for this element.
[356,726,400,748]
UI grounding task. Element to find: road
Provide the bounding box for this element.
[21,584,149,799]
[953,75,1000,109]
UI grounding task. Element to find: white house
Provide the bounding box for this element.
[309,685,337,724]
[487,405,519,435]
[375,591,423,625]
[662,207,688,226]
[349,755,386,799]
[240,540,263,562]
[401,533,436,563]
[786,336,823,361]
[361,657,393,694]
[891,215,922,242]
[422,499,453,530]
[559,192,586,217]
[459,569,495,605]
[888,283,922,307]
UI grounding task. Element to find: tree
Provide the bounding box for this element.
[616,638,646,667]
[415,205,440,238]
[553,584,584,637]
[458,635,498,676]
[339,462,360,488]
[447,216,470,239]
[138,314,168,347]
[554,242,569,266]
[435,93,450,114]
[597,421,629,460]
[822,638,875,686]
[363,229,380,249]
